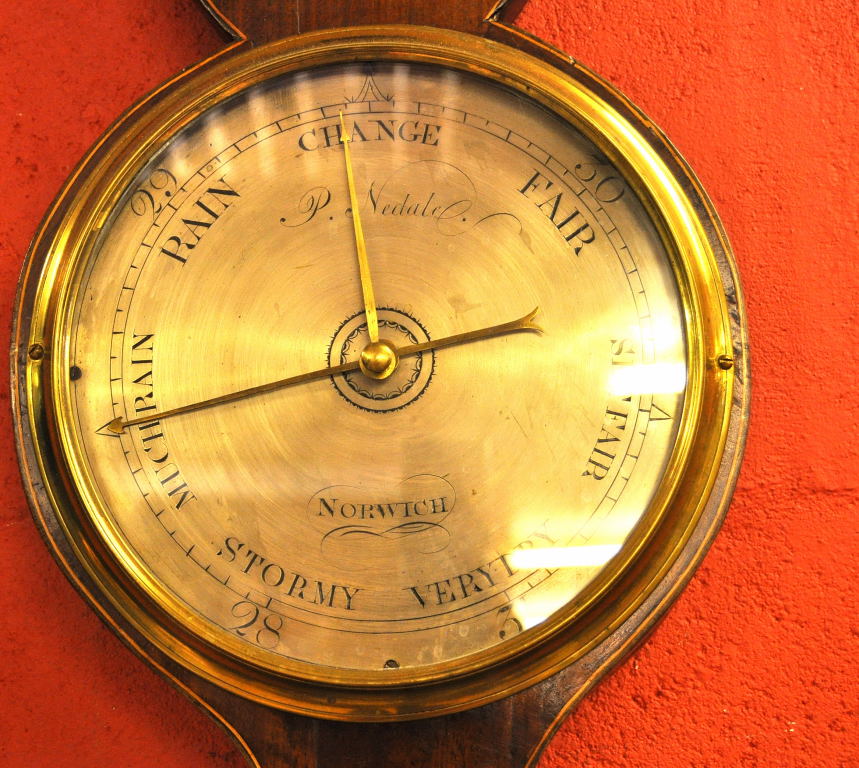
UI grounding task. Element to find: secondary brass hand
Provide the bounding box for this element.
[107,308,542,434]
[339,111,380,343]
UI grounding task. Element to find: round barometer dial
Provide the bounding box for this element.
[15,25,746,725]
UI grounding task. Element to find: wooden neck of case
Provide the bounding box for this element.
[200,0,527,43]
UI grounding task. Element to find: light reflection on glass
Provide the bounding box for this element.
[607,362,686,396]
[202,116,229,174]
[509,597,565,631]
[648,316,684,354]
[248,88,277,178]
[507,545,624,630]
[508,544,622,570]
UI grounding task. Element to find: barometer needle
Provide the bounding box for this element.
[107,307,542,434]
[339,111,380,343]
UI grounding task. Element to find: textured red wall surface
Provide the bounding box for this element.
[0,1,855,766]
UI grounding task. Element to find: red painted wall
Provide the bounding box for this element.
[0,1,855,766]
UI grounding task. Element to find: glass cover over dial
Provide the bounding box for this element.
[59,58,688,684]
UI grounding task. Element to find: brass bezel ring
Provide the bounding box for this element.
[13,26,748,721]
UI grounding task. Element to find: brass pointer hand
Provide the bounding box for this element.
[339,111,380,344]
[107,308,542,434]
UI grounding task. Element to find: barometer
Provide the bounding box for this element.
[12,2,749,765]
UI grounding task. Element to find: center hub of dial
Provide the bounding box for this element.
[359,339,399,380]
[327,308,435,413]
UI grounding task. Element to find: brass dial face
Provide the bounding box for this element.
[18,28,742,720]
